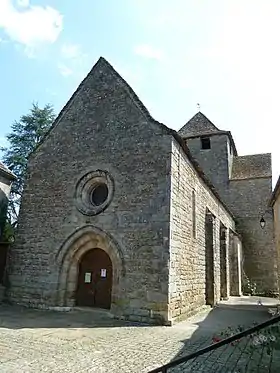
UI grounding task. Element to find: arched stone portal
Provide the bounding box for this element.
[76,248,113,309]
[55,225,125,309]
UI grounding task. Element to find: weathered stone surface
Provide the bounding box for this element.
[227,179,277,293]
[271,178,280,294]
[6,57,275,326]
[229,232,242,296]
[231,154,272,179]
[6,58,172,323]
[5,58,241,325]
[180,116,278,295]
[168,140,236,322]
[178,112,221,137]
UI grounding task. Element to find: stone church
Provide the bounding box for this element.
[5,57,278,325]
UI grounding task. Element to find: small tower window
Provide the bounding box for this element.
[201,137,211,150]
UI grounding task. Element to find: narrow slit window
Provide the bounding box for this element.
[201,137,211,150]
[192,190,196,238]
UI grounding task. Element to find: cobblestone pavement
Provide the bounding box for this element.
[168,335,280,373]
[0,304,275,372]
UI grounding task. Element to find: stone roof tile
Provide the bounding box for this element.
[178,112,221,138]
[231,154,271,180]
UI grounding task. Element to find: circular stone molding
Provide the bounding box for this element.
[75,170,114,216]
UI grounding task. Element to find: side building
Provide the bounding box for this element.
[269,177,280,292]
[0,161,16,294]
[0,162,15,239]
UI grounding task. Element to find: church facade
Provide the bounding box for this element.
[5,57,278,325]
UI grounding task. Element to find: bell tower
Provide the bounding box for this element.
[178,112,237,201]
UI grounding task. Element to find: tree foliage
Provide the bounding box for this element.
[1,103,55,229]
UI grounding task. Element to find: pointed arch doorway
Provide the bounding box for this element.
[76,248,113,309]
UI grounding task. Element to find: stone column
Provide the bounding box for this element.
[205,210,215,306]
[220,226,229,300]
[225,228,230,298]
[229,230,242,296]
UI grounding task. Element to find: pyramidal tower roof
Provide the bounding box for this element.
[178,111,222,138]
[178,111,238,155]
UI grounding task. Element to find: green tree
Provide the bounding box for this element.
[1,103,55,229]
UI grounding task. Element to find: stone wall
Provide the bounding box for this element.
[185,134,230,202]
[168,139,236,323]
[272,193,280,292]
[184,129,277,295]
[6,58,172,324]
[228,178,278,294]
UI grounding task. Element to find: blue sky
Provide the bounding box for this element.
[1,0,280,185]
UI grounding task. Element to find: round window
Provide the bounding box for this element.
[75,170,114,216]
[91,183,109,206]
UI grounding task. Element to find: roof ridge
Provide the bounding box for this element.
[235,153,271,158]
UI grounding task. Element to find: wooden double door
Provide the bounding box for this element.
[76,248,112,309]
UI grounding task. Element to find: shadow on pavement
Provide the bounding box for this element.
[0,303,153,329]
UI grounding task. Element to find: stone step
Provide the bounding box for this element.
[73,306,114,318]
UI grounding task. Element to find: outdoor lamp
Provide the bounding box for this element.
[260,216,266,229]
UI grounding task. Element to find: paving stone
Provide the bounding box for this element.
[0,305,279,372]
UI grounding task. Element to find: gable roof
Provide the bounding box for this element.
[231,154,272,180]
[0,161,16,181]
[29,57,165,158]
[29,56,235,220]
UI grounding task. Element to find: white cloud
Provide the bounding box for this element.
[134,44,164,60]
[17,0,29,7]
[58,64,73,77]
[61,43,81,59]
[0,0,63,50]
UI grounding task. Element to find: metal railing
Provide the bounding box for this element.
[148,313,280,373]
